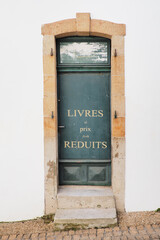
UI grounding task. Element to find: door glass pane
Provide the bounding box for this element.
[59,42,108,64]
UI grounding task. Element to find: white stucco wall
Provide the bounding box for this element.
[0,0,160,221]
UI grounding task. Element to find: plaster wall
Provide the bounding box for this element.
[0,0,160,221]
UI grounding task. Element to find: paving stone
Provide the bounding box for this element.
[23,234,31,239]
[47,232,54,237]
[81,230,89,236]
[102,237,112,240]
[75,230,83,235]
[122,232,131,237]
[88,234,97,239]
[61,232,68,236]
[113,227,120,231]
[125,236,136,240]
[15,235,23,240]
[1,236,9,240]
[129,227,138,236]
[138,229,148,236]
[68,230,75,235]
[95,237,103,240]
[104,232,113,237]
[95,234,104,239]
[154,228,160,235]
[115,232,123,237]
[55,236,63,240]
[80,237,89,240]
[89,229,97,235]
[97,236,104,239]
[63,236,72,240]
[97,229,105,234]
[8,235,17,240]
[121,236,128,240]
[47,237,56,240]
[31,233,39,239]
[145,224,152,228]
[148,234,160,239]
[120,226,128,231]
[135,237,144,240]
[137,225,145,230]
[72,235,81,240]
[142,235,150,239]
[112,237,123,240]
[152,224,160,229]
[104,228,112,232]
[146,226,155,234]
[39,232,46,238]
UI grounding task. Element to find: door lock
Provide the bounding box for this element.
[58,126,65,129]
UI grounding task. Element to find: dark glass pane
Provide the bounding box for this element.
[60,42,108,64]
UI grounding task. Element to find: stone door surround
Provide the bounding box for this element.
[41,13,126,214]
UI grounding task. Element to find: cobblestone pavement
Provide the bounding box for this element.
[0,224,160,240]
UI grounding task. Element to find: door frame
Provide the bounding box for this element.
[57,36,111,186]
[42,13,126,213]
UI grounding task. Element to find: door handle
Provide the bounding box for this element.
[58,126,65,129]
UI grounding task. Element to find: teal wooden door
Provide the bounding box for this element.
[57,37,111,186]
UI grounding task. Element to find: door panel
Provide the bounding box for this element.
[59,162,111,185]
[58,72,111,185]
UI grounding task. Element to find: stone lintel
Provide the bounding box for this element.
[41,14,126,37]
[76,13,90,36]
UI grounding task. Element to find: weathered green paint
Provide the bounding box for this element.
[57,37,111,186]
[57,66,111,73]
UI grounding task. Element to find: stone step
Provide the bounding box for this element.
[57,186,115,209]
[54,208,117,229]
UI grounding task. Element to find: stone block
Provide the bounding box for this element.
[111,75,125,96]
[44,117,57,138]
[113,192,125,212]
[8,235,17,240]
[43,75,57,98]
[90,19,126,38]
[57,186,115,209]
[112,157,125,211]
[112,117,125,137]
[111,36,124,56]
[112,137,125,159]
[43,55,56,75]
[45,182,57,214]
[54,208,117,229]
[43,96,56,118]
[112,158,125,182]
[76,13,90,36]
[58,196,115,209]
[44,137,57,164]
[111,56,124,75]
[43,35,55,56]
[41,19,77,37]
[44,132,58,190]
[44,137,58,203]
[111,95,125,118]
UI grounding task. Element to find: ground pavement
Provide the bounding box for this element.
[0,224,160,240]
